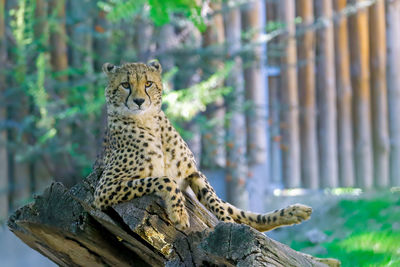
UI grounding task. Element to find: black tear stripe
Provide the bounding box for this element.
[124,72,132,109]
[144,73,152,106]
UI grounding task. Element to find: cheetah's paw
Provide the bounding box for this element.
[284,203,312,225]
[168,208,190,231]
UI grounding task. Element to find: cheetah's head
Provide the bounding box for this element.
[102,60,163,118]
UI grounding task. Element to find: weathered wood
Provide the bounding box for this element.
[8,163,340,266]
[369,0,389,188]
[315,0,338,188]
[296,0,319,189]
[386,0,400,187]
[48,0,68,81]
[278,0,301,188]
[242,0,268,166]
[348,0,373,189]
[0,0,8,220]
[224,4,249,209]
[333,0,355,188]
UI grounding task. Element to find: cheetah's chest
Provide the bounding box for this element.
[108,128,165,179]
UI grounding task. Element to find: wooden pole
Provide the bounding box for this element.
[48,0,68,82]
[348,0,373,189]
[333,0,355,187]
[224,4,249,209]
[0,0,8,220]
[315,0,338,188]
[266,1,282,187]
[296,0,319,189]
[201,2,226,171]
[369,0,389,188]
[386,0,400,186]
[242,0,268,166]
[278,0,301,188]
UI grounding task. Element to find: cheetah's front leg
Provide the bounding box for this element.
[94,176,190,230]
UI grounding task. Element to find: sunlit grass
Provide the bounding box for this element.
[285,192,400,267]
[324,231,400,267]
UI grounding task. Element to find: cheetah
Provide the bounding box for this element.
[93,60,312,231]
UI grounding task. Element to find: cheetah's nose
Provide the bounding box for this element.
[133,98,145,107]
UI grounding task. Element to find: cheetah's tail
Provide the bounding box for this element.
[188,171,312,232]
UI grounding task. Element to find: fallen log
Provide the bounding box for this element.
[8,165,340,266]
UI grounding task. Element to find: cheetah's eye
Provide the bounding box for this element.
[121,82,130,89]
[145,81,153,88]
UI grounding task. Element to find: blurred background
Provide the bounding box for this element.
[0,0,400,266]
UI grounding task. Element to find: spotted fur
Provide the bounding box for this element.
[94,61,312,231]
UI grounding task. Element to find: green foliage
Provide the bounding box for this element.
[98,0,205,30]
[163,62,233,121]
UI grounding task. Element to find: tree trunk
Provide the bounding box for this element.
[201,2,226,171]
[93,9,110,71]
[135,14,154,62]
[48,0,68,82]
[223,5,249,209]
[315,0,338,188]
[348,0,373,189]
[67,0,93,71]
[296,0,319,189]
[278,0,301,188]
[0,0,8,220]
[266,1,282,188]
[333,0,355,188]
[7,164,340,266]
[157,24,176,73]
[241,0,268,212]
[386,0,400,187]
[242,0,268,165]
[369,0,389,188]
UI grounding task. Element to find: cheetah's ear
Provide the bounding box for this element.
[148,59,162,74]
[102,63,117,77]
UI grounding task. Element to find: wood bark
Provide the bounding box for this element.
[242,0,268,165]
[296,0,319,189]
[157,24,176,73]
[315,0,338,188]
[223,5,249,209]
[201,2,226,170]
[369,0,389,188]
[135,15,154,62]
[278,0,301,188]
[93,9,110,71]
[266,1,282,187]
[386,0,400,186]
[333,0,355,187]
[48,0,68,81]
[7,162,340,266]
[348,0,373,189]
[0,0,8,220]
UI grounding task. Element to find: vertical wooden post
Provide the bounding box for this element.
[266,1,282,187]
[48,0,68,81]
[201,2,226,171]
[278,0,301,188]
[369,0,389,188]
[348,0,373,189]
[242,0,268,166]
[333,0,355,187]
[315,0,338,188]
[224,4,249,209]
[296,0,319,189]
[0,0,8,220]
[386,0,400,186]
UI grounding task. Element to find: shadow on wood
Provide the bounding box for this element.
[7,166,340,266]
